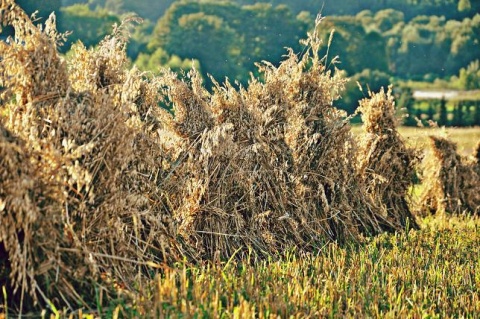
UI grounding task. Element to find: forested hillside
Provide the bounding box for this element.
[3,0,480,122]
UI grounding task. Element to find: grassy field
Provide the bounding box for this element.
[397,126,480,156]
[144,214,480,318]
[352,125,480,156]
[24,213,479,318]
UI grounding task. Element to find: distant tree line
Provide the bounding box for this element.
[399,89,480,127]
[3,0,479,123]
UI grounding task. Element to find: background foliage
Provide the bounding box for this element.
[2,0,479,122]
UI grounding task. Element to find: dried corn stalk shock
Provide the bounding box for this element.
[419,136,480,215]
[357,87,419,231]
[1,0,184,312]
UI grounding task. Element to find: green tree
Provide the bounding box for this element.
[135,48,200,75]
[458,60,480,90]
[458,0,472,12]
[462,103,474,126]
[162,10,240,87]
[149,1,307,88]
[451,103,464,127]
[426,101,435,122]
[373,9,405,33]
[58,4,120,51]
[317,16,388,75]
[16,0,62,19]
[438,96,448,126]
[86,0,175,22]
[398,87,417,126]
[473,101,480,126]
[338,69,391,114]
[1,0,61,37]
[446,15,480,75]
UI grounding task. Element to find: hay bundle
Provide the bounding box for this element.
[1,1,182,308]
[357,87,419,230]
[157,18,410,259]
[156,69,295,258]
[0,124,68,308]
[419,136,480,214]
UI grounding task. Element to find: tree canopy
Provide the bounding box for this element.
[147,1,308,88]
[21,0,479,115]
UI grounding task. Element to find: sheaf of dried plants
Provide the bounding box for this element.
[419,136,480,215]
[1,0,183,310]
[1,3,424,312]
[357,87,419,231]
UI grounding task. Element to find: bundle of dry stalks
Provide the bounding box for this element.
[1,0,183,309]
[357,88,419,230]
[0,124,66,308]
[1,2,421,311]
[419,136,480,214]
[157,17,413,260]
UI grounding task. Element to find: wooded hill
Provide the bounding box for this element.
[5,0,480,119]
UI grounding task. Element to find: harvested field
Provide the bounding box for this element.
[352,125,480,156]
[1,1,479,316]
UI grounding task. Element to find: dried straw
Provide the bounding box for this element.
[357,87,419,230]
[1,2,424,312]
[1,0,182,309]
[419,136,480,214]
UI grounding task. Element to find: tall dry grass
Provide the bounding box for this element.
[0,2,457,313]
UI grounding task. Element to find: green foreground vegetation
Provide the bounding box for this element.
[139,213,480,318]
[8,213,478,318]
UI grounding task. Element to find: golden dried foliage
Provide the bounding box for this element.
[1,0,182,308]
[357,87,419,230]
[0,3,427,311]
[419,136,480,214]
